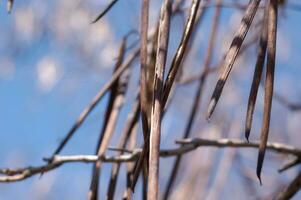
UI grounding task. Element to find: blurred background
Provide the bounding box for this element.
[0,0,300,199]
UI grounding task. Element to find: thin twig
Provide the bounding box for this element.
[274,171,301,200]
[175,138,301,156]
[107,97,140,200]
[92,0,119,23]
[278,157,301,173]
[274,92,301,111]
[89,39,129,200]
[123,117,138,200]
[1,138,300,183]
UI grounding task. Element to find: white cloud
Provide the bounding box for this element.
[36,57,63,92]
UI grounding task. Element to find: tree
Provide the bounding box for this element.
[0,0,300,199]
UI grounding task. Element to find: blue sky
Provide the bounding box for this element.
[0,1,301,199]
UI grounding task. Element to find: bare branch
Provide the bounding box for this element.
[278,157,301,173]
[1,138,300,183]
[274,171,301,200]
[176,138,301,156]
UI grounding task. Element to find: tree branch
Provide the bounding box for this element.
[1,138,300,183]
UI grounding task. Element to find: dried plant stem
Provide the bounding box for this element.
[107,98,140,200]
[89,40,129,200]
[256,0,278,184]
[163,0,222,198]
[180,34,260,85]
[207,0,261,120]
[140,0,151,142]
[162,0,201,106]
[123,119,138,200]
[245,3,268,141]
[131,0,189,191]
[148,1,171,199]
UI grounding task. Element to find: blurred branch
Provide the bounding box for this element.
[50,48,139,157]
[175,138,301,157]
[92,0,119,23]
[278,157,301,173]
[274,171,301,200]
[7,0,13,13]
[274,92,301,111]
[1,138,300,183]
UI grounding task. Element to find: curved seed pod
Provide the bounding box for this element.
[162,0,201,107]
[206,0,261,120]
[245,3,269,141]
[257,0,278,184]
